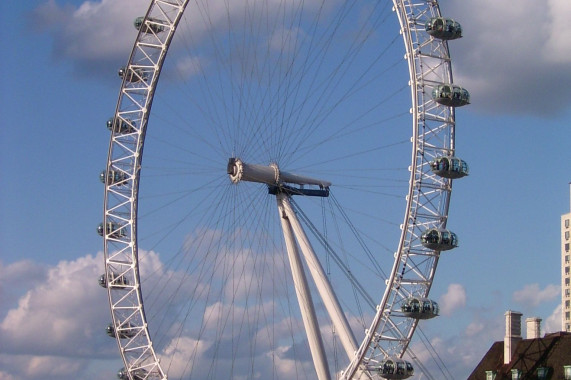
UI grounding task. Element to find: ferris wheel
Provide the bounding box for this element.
[100,1,469,379]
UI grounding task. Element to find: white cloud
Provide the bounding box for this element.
[0,253,127,379]
[160,336,208,378]
[543,0,571,63]
[31,0,147,76]
[440,0,571,115]
[408,309,505,378]
[175,56,205,80]
[512,283,560,308]
[33,0,571,115]
[32,0,333,80]
[0,253,112,358]
[438,283,467,316]
[465,321,485,337]
[0,260,47,317]
[0,370,16,380]
[543,304,562,333]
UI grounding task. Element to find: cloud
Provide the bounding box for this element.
[438,283,467,316]
[464,320,485,337]
[440,0,571,116]
[512,283,560,308]
[30,0,147,77]
[408,308,505,378]
[0,355,82,380]
[32,0,571,115]
[0,253,127,379]
[543,0,571,64]
[31,0,335,82]
[543,304,562,333]
[0,260,48,317]
[0,253,114,358]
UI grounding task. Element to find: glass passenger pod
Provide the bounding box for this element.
[430,156,469,179]
[376,358,414,379]
[97,222,126,239]
[401,297,439,319]
[425,17,463,40]
[432,84,470,107]
[118,66,145,83]
[420,228,458,251]
[117,368,148,380]
[106,117,136,134]
[134,16,165,34]
[99,169,129,186]
[106,323,137,339]
[98,272,129,288]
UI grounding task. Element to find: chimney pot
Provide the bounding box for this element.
[525,317,542,339]
[504,310,522,364]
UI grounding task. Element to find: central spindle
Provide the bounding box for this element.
[227,157,331,189]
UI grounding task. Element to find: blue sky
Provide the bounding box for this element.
[1,1,570,379]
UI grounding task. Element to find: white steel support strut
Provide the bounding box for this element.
[230,158,360,378]
[278,196,359,361]
[277,194,331,380]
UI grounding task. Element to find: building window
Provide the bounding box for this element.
[564,365,571,380]
[567,231,570,240]
[511,369,522,380]
[566,312,570,321]
[566,219,570,228]
[566,300,570,309]
[486,370,497,380]
[567,289,571,297]
[566,278,571,286]
[567,255,571,264]
[567,267,570,275]
[566,243,570,252]
[537,367,550,380]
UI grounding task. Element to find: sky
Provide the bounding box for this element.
[1,1,571,379]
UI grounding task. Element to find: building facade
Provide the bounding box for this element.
[468,312,571,380]
[562,183,571,332]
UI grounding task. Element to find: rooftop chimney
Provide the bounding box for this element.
[504,310,522,364]
[525,317,542,339]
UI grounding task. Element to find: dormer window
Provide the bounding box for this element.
[536,367,549,380]
[485,370,497,380]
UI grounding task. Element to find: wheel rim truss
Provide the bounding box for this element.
[103,1,188,379]
[341,1,456,378]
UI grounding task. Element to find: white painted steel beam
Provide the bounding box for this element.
[277,194,331,380]
[279,196,358,360]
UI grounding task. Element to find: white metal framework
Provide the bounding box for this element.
[102,1,466,379]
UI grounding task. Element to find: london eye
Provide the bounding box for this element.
[100,1,469,379]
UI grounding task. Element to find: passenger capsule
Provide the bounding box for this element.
[106,323,137,339]
[134,16,165,34]
[432,84,470,107]
[100,169,129,186]
[401,297,439,319]
[106,117,136,134]
[97,222,126,239]
[117,368,147,380]
[376,358,414,379]
[430,156,469,179]
[425,17,462,40]
[118,66,145,83]
[98,272,129,288]
[421,228,458,251]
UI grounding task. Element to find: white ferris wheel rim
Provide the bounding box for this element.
[102,1,463,379]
